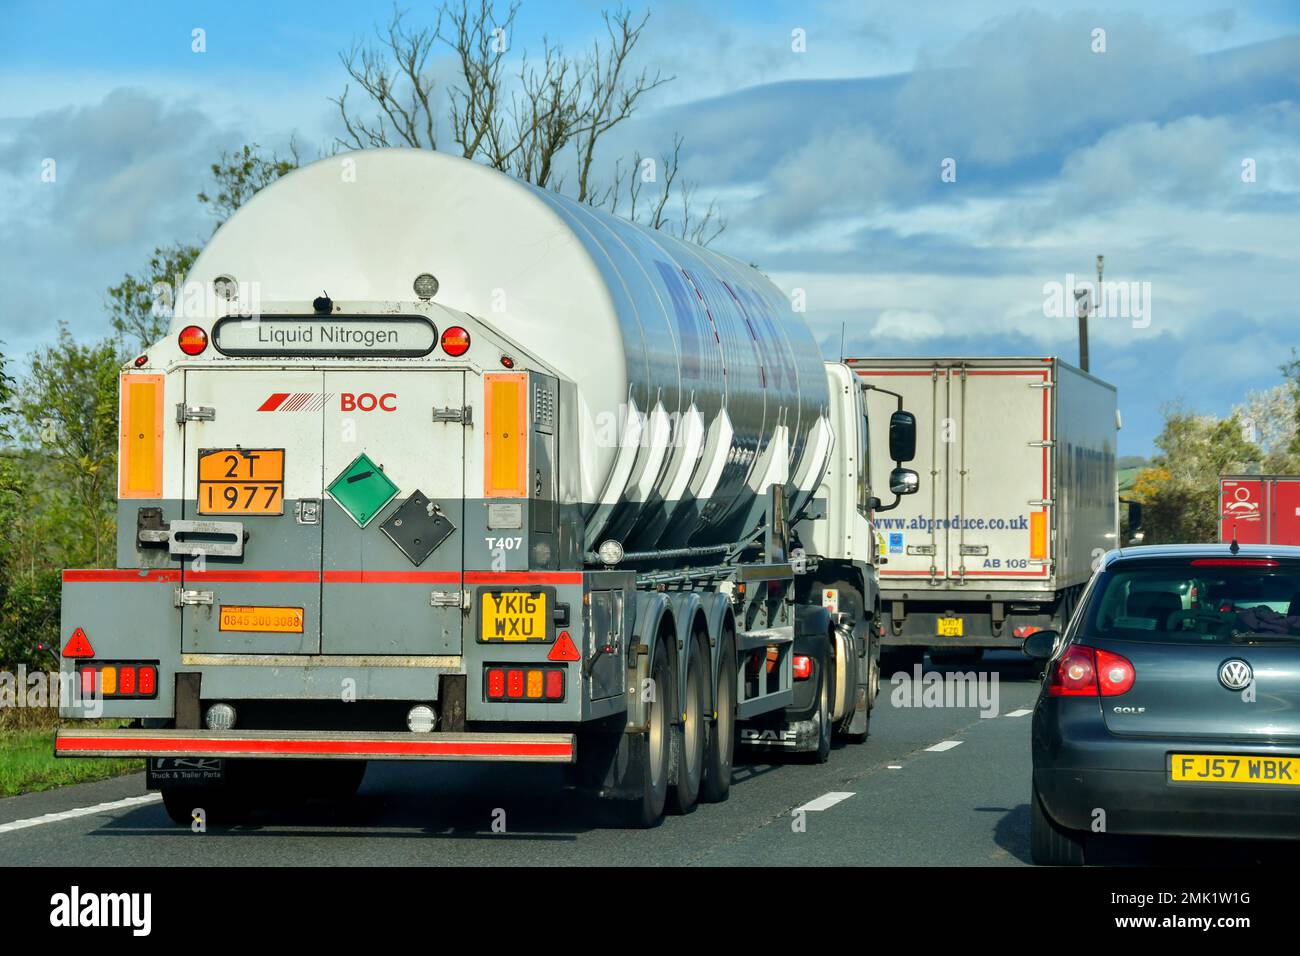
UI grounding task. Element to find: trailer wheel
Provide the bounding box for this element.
[605,636,673,828]
[668,634,708,814]
[701,630,736,804]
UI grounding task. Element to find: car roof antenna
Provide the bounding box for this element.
[1229,527,1240,555]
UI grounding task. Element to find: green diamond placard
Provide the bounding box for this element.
[327,452,399,528]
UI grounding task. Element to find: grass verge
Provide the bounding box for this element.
[0,706,140,798]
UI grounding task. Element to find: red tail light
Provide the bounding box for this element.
[487,669,505,699]
[440,326,471,356]
[1048,646,1134,697]
[544,669,564,700]
[792,654,813,680]
[507,669,524,699]
[178,325,208,356]
[1095,648,1135,695]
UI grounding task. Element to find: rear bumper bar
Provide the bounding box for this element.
[55,729,576,764]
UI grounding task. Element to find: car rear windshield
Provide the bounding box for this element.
[1082,561,1300,645]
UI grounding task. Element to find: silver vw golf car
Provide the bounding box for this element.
[1023,544,1300,865]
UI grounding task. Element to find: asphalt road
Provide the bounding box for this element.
[0,652,1291,866]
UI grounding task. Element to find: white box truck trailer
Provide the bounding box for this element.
[55,149,921,827]
[850,357,1118,662]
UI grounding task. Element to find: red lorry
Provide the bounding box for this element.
[1220,475,1300,545]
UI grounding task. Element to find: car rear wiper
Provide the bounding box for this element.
[1230,631,1300,645]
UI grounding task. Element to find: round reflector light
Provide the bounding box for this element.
[407,704,436,733]
[204,702,237,730]
[441,326,471,356]
[178,325,208,356]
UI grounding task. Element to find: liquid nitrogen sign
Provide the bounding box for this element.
[213,315,437,357]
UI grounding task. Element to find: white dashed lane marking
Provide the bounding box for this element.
[795,791,855,813]
[0,794,161,836]
[925,740,963,752]
[1004,709,1033,718]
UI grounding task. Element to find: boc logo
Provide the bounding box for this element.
[341,392,397,412]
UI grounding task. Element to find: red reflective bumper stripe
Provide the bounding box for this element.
[464,572,583,585]
[55,735,573,758]
[323,571,461,584]
[62,569,181,583]
[186,570,320,583]
[66,570,585,585]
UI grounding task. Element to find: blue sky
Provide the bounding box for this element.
[2,0,1299,455]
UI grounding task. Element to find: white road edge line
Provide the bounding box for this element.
[795,791,855,813]
[0,794,161,836]
[1004,709,1033,718]
[925,740,963,752]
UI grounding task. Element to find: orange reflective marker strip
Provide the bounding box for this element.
[1029,511,1048,560]
[483,372,528,498]
[119,374,164,498]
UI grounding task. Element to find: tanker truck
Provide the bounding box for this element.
[54,149,919,828]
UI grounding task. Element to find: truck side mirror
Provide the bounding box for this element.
[889,410,916,463]
[889,467,919,496]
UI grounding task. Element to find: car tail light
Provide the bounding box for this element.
[487,669,505,698]
[178,325,208,356]
[441,326,471,356]
[544,669,564,700]
[1095,648,1135,696]
[507,669,524,698]
[1048,645,1097,696]
[792,654,813,680]
[1013,625,1042,639]
[1048,646,1134,697]
[118,666,136,696]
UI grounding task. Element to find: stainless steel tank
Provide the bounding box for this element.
[183,149,831,553]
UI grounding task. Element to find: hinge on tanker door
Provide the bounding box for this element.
[175,404,216,423]
[430,590,470,609]
[1028,439,1055,448]
[432,406,472,424]
[174,587,214,607]
[1028,499,1054,507]
[1027,381,1054,389]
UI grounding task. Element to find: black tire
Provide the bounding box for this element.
[701,631,737,803]
[801,656,833,764]
[609,637,673,828]
[1030,783,1086,866]
[668,634,708,814]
